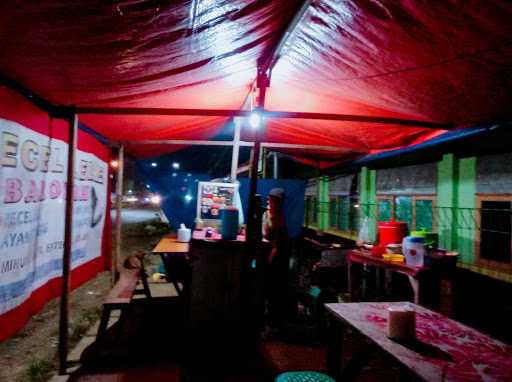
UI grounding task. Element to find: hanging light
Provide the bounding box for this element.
[110,160,119,169]
[151,162,158,167]
[249,110,262,129]
[172,162,180,169]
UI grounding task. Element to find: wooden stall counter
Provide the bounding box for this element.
[187,229,270,331]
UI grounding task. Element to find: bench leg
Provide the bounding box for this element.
[96,306,112,341]
[140,270,152,298]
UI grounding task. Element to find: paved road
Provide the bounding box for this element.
[110,208,161,224]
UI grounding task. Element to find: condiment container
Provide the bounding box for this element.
[387,306,416,340]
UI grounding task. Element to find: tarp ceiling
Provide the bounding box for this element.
[1,0,511,167]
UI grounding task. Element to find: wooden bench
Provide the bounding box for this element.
[96,254,151,340]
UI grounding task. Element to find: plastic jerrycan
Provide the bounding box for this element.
[177,223,192,242]
[402,236,425,267]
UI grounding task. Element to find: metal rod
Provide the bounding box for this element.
[259,0,313,73]
[113,145,124,285]
[230,118,242,182]
[246,80,267,242]
[76,106,450,129]
[117,139,360,152]
[58,114,77,375]
[273,152,279,179]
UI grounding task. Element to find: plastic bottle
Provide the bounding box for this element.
[177,223,191,242]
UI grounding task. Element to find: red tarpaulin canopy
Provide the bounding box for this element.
[1,0,511,166]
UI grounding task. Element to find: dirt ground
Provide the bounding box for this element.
[0,210,166,382]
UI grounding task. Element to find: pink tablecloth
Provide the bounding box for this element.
[326,302,512,381]
[348,249,427,278]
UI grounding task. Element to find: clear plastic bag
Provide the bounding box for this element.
[357,216,370,243]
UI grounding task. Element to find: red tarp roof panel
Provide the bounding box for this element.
[268,0,512,125]
[1,1,511,164]
[0,1,299,108]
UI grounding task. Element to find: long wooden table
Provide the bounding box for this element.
[152,235,190,254]
[326,302,512,381]
[347,249,429,304]
[152,235,190,295]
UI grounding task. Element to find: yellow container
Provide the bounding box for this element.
[382,254,405,263]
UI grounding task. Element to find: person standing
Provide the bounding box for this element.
[262,188,290,331]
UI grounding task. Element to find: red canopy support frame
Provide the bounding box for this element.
[58,113,77,375]
[76,107,450,130]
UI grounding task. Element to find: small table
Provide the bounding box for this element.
[326,302,512,381]
[152,235,190,295]
[347,249,428,304]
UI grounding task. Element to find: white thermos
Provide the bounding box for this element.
[177,223,191,242]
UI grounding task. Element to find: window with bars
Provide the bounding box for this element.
[324,196,360,234]
[376,195,435,232]
[304,196,318,226]
[476,196,512,267]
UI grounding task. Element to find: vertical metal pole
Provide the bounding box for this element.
[273,152,278,179]
[246,76,267,242]
[113,145,124,284]
[261,148,266,179]
[230,118,241,182]
[58,113,77,375]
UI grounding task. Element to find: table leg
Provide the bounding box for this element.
[384,269,392,298]
[347,260,352,302]
[375,267,381,301]
[326,315,344,381]
[408,275,420,304]
[362,265,368,300]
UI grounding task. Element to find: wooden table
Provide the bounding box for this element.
[326,302,512,381]
[347,249,429,304]
[152,235,190,295]
[152,235,190,254]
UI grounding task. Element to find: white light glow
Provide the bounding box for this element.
[249,111,262,129]
[146,184,150,189]
[172,162,180,169]
[185,194,193,203]
[151,162,158,167]
[150,195,161,205]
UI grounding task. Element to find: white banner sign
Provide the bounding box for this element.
[0,118,107,315]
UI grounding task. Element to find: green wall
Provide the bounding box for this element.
[317,176,330,230]
[359,167,377,242]
[437,154,476,263]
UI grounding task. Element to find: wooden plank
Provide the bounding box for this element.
[152,236,190,253]
[105,269,139,304]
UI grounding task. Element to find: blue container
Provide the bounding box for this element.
[221,208,239,240]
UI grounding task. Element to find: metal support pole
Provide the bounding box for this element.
[113,145,124,284]
[58,113,77,375]
[230,118,241,182]
[273,152,279,179]
[246,72,268,243]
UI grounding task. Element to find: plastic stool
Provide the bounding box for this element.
[275,371,335,382]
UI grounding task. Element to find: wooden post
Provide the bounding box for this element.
[113,145,124,284]
[58,113,77,375]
